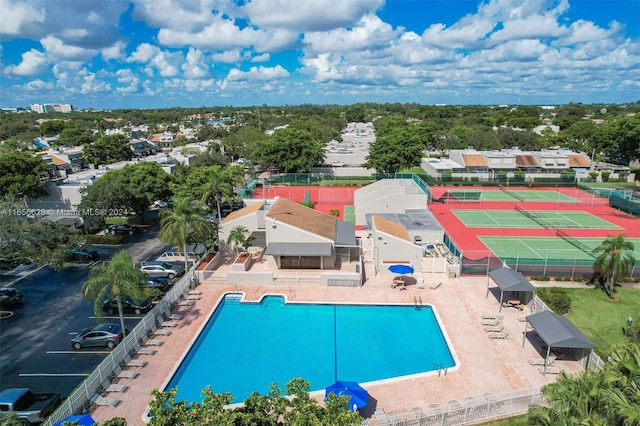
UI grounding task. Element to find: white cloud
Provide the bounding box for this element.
[0,0,45,38]
[127,43,160,63]
[101,41,127,61]
[251,53,270,62]
[182,47,209,78]
[243,0,383,31]
[4,49,48,76]
[211,49,245,64]
[40,35,96,61]
[304,14,398,53]
[226,65,290,82]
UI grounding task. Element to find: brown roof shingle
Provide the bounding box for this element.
[515,154,540,167]
[265,198,336,241]
[221,201,264,224]
[462,154,487,167]
[568,154,591,168]
[373,215,410,242]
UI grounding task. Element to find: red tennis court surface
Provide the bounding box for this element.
[429,186,640,257]
[253,185,359,217]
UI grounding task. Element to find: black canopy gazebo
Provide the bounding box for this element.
[486,267,536,312]
[523,310,596,374]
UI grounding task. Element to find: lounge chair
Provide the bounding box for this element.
[91,393,121,407]
[179,300,195,306]
[101,378,127,393]
[484,325,504,332]
[169,313,184,321]
[112,364,138,380]
[482,313,503,320]
[123,353,147,368]
[488,331,509,339]
[481,319,501,326]
[430,281,442,290]
[539,365,563,375]
[133,342,156,356]
[529,353,557,366]
[188,290,202,296]
[154,329,172,336]
[187,294,202,300]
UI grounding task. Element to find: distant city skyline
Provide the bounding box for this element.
[1,0,639,110]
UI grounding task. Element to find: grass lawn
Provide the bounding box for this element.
[563,286,640,358]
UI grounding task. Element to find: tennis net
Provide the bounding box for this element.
[498,184,525,201]
[556,228,595,257]
[514,204,552,229]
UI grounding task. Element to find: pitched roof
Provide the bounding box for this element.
[515,154,540,167]
[50,155,69,166]
[568,154,591,168]
[265,198,336,240]
[462,154,487,167]
[221,201,264,224]
[372,215,410,241]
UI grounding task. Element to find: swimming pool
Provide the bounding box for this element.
[166,294,456,403]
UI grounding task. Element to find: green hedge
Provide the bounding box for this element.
[536,287,572,315]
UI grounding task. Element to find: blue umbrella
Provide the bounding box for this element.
[325,380,368,411]
[388,264,414,275]
[53,414,96,426]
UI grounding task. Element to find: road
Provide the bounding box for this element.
[0,221,170,398]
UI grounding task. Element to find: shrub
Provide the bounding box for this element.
[601,171,611,182]
[536,287,572,315]
[589,171,599,180]
[89,234,122,245]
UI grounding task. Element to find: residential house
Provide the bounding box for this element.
[219,197,357,271]
[129,139,156,157]
[148,132,175,150]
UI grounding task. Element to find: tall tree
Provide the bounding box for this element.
[257,127,324,173]
[364,126,425,174]
[0,201,85,269]
[81,250,147,336]
[83,134,133,165]
[0,151,48,199]
[159,197,211,271]
[226,225,249,254]
[592,233,636,299]
[199,167,234,223]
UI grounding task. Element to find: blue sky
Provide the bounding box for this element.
[1,0,638,110]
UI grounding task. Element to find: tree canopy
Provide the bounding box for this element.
[83,134,134,165]
[257,127,324,173]
[0,151,49,198]
[147,378,362,426]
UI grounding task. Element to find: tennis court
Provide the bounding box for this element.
[479,235,640,266]
[453,208,622,229]
[444,187,578,203]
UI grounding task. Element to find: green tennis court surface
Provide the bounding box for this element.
[446,188,578,202]
[453,209,621,229]
[480,236,640,266]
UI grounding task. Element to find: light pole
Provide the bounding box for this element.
[626,316,633,337]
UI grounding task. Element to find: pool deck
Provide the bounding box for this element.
[90,260,584,425]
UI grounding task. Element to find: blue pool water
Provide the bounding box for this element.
[166,295,455,403]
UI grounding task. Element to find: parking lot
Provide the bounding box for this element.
[0,225,173,399]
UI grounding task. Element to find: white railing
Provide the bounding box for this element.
[43,264,199,425]
[362,387,544,426]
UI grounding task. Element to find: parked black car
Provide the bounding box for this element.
[107,223,143,235]
[0,287,23,306]
[71,323,128,350]
[101,296,153,315]
[145,276,172,293]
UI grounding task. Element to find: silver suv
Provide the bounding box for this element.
[140,261,185,279]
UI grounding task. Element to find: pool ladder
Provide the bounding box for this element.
[434,363,448,377]
[414,295,423,308]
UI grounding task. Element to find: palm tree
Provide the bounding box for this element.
[592,233,636,299]
[159,197,211,271]
[200,168,233,224]
[81,250,147,337]
[226,225,249,254]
